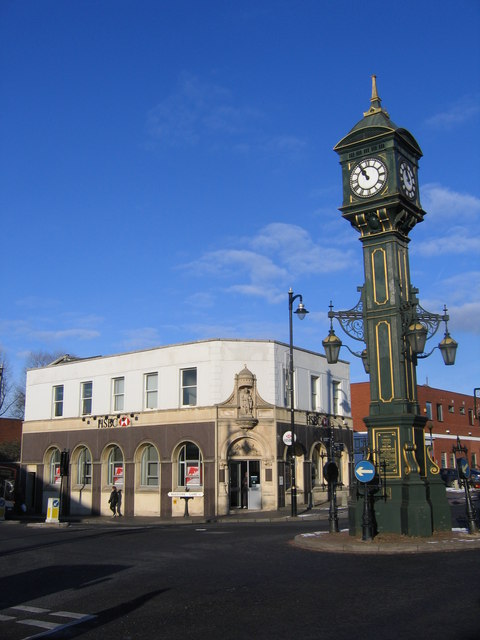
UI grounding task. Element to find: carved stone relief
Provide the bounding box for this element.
[217,365,273,431]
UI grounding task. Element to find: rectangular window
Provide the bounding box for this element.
[53,385,64,417]
[459,406,465,415]
[449,453,455,468]
[448,405,454,413]
[181,368,197,406]
[468,409,474,426]
[425,402,433,420]
[332,381,341,415]
[81,381,93,415]
[441,452,447,468]
[145,373,158,409]
[472,453,477,469]
[113,377,125,412]
[436,404,443,422]
[311,376,319,411]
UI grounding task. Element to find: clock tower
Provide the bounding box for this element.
[333,77,451,537]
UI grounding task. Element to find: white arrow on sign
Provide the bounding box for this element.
[356,466,374,477]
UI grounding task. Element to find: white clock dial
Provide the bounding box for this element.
[399,161,416,199]
[350,158,388,198]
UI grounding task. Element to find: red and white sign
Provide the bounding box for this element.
[114,466,124,485]
[186,465,200,485]
[282,431,297,446]
[118,416,130,427]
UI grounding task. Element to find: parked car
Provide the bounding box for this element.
[469,468,480,489]
[440,467,480,489]
[440,468,458,487]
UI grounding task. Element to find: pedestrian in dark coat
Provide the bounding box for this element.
[108,486,119,516]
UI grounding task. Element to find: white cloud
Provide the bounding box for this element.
[425,95,480,129]
[147,72,261,146]
[251,222,356,275]
[441,272,480,301]
[422,183,480,220]
[15,296,61,309]
[147,73,306,160]
[227,284,284,304]
[33,329,100,342]
[262,135,307,157]
[119,327,162,351]
[185,222,357,306]
[185,292,215,309]
[189,248,287,283]
[449,301,480,334]
[419,228,480,257]
[413,184,480,257]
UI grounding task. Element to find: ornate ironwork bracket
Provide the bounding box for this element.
[328,291,364,342]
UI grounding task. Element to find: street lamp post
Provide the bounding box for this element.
[288,288,308,517]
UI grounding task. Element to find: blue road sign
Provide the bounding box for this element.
[457,457,470,479]
[354,460,375,483]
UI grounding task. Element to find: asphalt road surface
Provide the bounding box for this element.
[0,513,479,640]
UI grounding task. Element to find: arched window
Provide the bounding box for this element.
[49,448,61,484]
[108,446,124,486]
[178,442,202,487]
[77,447,92,485]
[141,445,159,486]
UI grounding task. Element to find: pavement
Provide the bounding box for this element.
[293,527,480,554]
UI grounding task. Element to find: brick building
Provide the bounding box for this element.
[0,417,22,461]
[351,382,479,469]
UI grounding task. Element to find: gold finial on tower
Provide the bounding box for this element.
[364,74,389,117]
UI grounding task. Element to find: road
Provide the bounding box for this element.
[0,505,479,640]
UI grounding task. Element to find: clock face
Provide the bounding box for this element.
[350,158,388,198]
[399,161,416,199]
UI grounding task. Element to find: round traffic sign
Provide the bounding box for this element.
[282,431,296,446]
[354,460,376,483]
[323,461,338,483]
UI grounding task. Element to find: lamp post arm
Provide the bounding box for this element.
[328,293,364,342]
[343,343,367,360]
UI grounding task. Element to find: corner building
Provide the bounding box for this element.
[22,339,352,518]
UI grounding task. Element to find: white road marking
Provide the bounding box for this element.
[50,610,89,619]
[11,606,50,614]
[19,619,59,629]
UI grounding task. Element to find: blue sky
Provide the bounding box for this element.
[1,0,479,396]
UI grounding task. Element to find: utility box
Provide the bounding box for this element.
[45,498,60,523]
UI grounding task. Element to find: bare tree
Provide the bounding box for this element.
[0,354,20,417]
[3,350,66,419]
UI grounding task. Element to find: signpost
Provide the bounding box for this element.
[355,460,376,542]
[453,438,477,534]
[168,491,204,517]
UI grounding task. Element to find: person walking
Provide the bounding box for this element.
[241,472,249,509]
[108,486,119,517]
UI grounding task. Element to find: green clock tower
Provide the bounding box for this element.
[328,77,457,537]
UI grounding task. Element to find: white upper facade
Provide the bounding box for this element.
[24,339,351,422]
